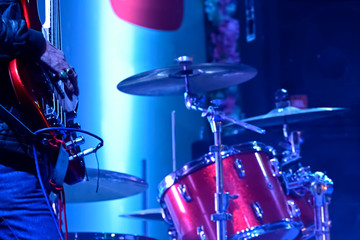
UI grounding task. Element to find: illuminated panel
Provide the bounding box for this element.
[99,1,135,172]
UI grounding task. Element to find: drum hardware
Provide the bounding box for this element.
[177,184,192,202]
[251,202,264,221]
[235,89,337,240]
[280,130,303,167]
[282,166,312,195]
[274,89,329,239]
[269,158,281,177]
[171,110,177,172]
[233,158,246,178]
[266,182,274,190]
[197,226,206,240]
[311,172,333,240]
[168,226,178,240]
[287,200,302,219]
[63,168,148,203]
[177,56,265,240]
[185,95,256,239]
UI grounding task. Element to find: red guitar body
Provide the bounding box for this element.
[8,0,85,185]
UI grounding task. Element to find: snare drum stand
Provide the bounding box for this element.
[178,56,265,240]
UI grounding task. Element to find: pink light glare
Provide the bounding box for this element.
[110,0,184,31]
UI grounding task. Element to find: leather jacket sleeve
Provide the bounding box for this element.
[0,0,46,60]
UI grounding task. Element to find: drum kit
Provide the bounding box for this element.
[66,56,345,240]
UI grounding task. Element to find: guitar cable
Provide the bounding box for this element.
[33,127,104,240]
[33,144,65,240]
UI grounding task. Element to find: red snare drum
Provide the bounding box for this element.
[158,142,302,240]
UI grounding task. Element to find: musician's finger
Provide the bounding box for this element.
[67,69,79,96]
[59,67,79,96]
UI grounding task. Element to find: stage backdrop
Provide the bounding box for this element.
[38,0,207,239]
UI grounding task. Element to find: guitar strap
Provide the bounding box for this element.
[51,144,69,188]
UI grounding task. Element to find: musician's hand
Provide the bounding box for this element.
[40,41,79,97]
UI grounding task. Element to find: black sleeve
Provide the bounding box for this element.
[0,1,46,60]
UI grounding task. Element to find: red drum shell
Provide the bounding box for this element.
[288,190,315,239]
[159,142,301,240]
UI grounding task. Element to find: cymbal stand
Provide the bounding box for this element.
[311,172,333,240]
[273,89,333,239]
[177,56,265,240]
[280,122,302,167]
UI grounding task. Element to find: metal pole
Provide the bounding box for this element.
[208,115,229,240]
[142,159,148,236]
[311,172,333,240]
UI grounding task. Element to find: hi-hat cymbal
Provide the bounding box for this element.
[64,168,148,203]
[117,63,257,96]
[119,208,164,221]
[240,106,347,127]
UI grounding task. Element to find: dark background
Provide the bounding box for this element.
[195,0,360,239]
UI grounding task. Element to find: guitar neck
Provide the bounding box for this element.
[43,0,62,49]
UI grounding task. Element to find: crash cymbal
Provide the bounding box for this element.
[119,208,164,221]
[117,62,257,96]
[241,106,347,128]
[64,168,148,203]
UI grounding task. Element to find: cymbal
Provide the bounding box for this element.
[64,168,148,203]
[68,232,157,240]
[117,63,257,96]
[119,208,164,221]
[241,106,347,127]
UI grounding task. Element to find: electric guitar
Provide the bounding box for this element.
[8,0,85,185]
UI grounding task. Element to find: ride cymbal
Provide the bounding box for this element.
[64,168,148,203]
[117,62,257,96]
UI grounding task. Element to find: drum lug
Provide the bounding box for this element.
[233,158,245,178]
[211,212,233,221]
[177,184,192,202]
[168,226,178,240]
[287,199,301,218]
[270,158,281,177]
[197,226,207,240]
[160,202,174,225]
[251,202,264,221]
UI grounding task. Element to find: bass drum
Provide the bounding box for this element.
[68,232,157,240]
[158,141,302,240]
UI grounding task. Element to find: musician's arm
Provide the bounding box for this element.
[0,0,78,97]
[0,3,46,60]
